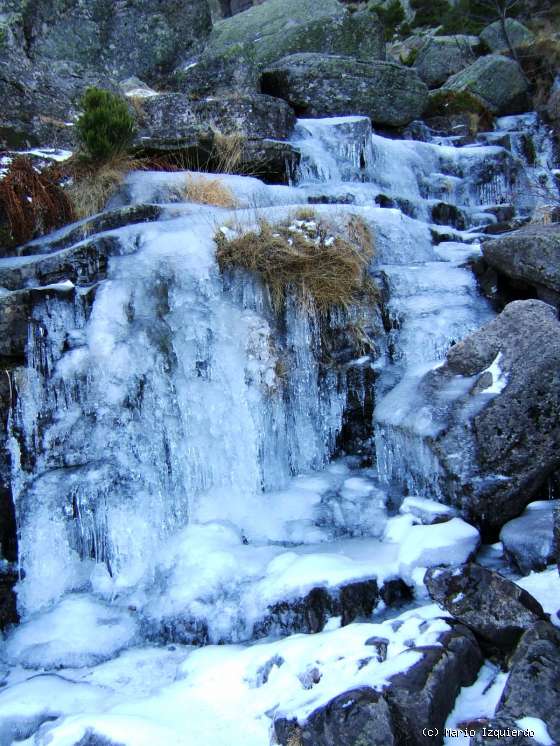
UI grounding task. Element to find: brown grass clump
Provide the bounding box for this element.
[215,212,376,313]
[0,156,75,247]
[66,161,127,220]
[211,129,245,175]
[183,175,238,208]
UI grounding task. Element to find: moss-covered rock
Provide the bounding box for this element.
[442,54,529,115]
[480,19,535,54]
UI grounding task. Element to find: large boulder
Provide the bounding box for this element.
[425,564,546,651]
[410,300,560,535]
[480,19,534,55]
[482,223,560,308]
[443,55,529,115]
[414,35,480,89]
[261,54,428,127]
[500,500,559,574]
[492,622,560,744]
[176,0,385,97]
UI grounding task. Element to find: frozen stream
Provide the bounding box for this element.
[0,115,559,745]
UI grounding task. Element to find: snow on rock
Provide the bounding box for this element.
[8,606,449,746]
[397,518,480,585]
[515,718,554,746]
[3,595,138,669]
[399,495,458,525]
[515,567,560,626]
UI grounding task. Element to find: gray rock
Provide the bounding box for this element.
[24,0,211,82]
[554,504,560,573]
[424,564,546,651]
[500,501,560,574]
[482,223,560,308]
[494,622,560,744]
[480,19,534,55]
[177,1,385,97]
[191,94,296,140]
[443,55,529,115]
[261,54,428,127]
[415,300,560,535]
[414,35,480,89]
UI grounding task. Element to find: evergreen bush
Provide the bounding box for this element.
[76,88,136,162]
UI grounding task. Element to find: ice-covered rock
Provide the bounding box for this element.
[3,595,138,669]
[425,564,546,651]
[501,501,559,574]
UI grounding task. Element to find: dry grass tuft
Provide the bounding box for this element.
[286,730,303,746]
[216,212,376,313]
[0,156,75,246]
[183,175,238,208]
[210,129,245,175]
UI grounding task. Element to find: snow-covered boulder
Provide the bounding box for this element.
[500,500,559,574]
[397,518,480,585]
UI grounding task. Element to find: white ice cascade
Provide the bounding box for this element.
[7,113,557,617]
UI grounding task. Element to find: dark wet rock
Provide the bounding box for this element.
[414,36,480,89]
[274,687,395,746]
[443,55,529,116]
[238,139,300,185]
[365,636,390,662]
[274,625,481,746]
[493,622,560,744]
[424,564,546,651]
[414,300,560,535]
[482,223,560,309]
[0,566,18,631]
[261,54,428,127]
[256,579,380,638]
[431,202,466,230]
[500,501,559,574]
[554,504,560,573]
[480,19,534,55]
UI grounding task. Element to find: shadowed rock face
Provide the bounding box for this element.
[482,224,560,309]
[261,54,428,127]
[411,300,560,536]
[424,564,546,651]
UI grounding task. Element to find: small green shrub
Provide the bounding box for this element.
[76,88,136,163]
[375,0,406,40]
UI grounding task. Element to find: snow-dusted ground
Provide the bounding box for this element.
[1,115,559,744]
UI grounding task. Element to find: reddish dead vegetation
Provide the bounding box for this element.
[0,156,75,247]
